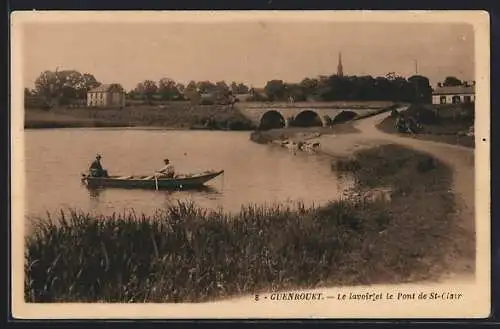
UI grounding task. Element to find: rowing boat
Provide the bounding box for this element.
[81,170,224,190]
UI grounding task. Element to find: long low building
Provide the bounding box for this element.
[432,85,475,105]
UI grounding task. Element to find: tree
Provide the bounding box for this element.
[176,83,185,96]
[408,75,433,103]
[81,73,101,97]
[374,77,391,101]
[238,83,249,94]
[442,76,462,87]
[34,70,62,106]
[109,83,124,92]
[300,78,319,97]
[319,75,347,101]
[158,77,182,101]
[183,81,199,103]
[264,80,286,101]
[54,70,87,101]
[185,81,197,93]
[384,72,413,101]
[385,72,398,81]
[353,75,376,100]
[208,81,234,104]
[196,81,216,94]
[135,80,158,104]
[33,69,102,107]
[230,82,239,94]
[230,81,250,94]
[215,81,229,93]
[285,83,306,102]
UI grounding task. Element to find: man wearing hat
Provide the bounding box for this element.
[156,158,175,178]
[89,154,108,177]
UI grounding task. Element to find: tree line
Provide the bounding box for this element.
[263,73,474,104]
[25,69,253,107]
[25,69,101,107]
[25,68,474,108]
[127,79,250,104]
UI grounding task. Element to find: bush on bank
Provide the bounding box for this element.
[25,144,460,303]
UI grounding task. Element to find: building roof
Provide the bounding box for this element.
[432,85,475,95]
[88,84,124,93]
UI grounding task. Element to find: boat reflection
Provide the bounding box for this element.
[83,183,222,198]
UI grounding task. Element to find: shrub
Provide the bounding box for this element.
[416,155,436,173]
[332,158,361,172]
[404,104,439,124]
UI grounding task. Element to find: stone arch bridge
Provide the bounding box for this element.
[237,102,393,129]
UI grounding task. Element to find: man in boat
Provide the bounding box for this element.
[89,154,109,177]
[156,158,175,178]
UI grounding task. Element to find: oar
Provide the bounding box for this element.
[154,173,159,190]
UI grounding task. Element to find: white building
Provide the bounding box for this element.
[432,86,475,105]
[87,84,126,108]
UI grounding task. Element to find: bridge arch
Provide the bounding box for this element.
[291,110,324,127]
[332,110,358,124]
[259,110,286,130]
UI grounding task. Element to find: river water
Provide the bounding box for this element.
[24,128,351,220]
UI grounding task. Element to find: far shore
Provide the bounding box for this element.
[23,104,257,131]
[23,101,397,131]
[24,122,246,132]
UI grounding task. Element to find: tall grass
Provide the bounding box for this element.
[25,144,465,303]
[25,104,257,131]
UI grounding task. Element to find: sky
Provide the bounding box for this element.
[21,20,474,91]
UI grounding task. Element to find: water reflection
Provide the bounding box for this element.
[84,184,221,197]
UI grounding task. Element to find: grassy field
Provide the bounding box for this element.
[377,104,475,148]
[25,144,470,303]
[24,103,257,130]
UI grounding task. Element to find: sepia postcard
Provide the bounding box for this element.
[10,10,490,319]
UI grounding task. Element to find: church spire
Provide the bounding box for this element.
[337,52,344,77]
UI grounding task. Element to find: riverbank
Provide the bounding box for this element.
[249,122,358,145]
[24,104,257,130]
[25,142,463,303]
